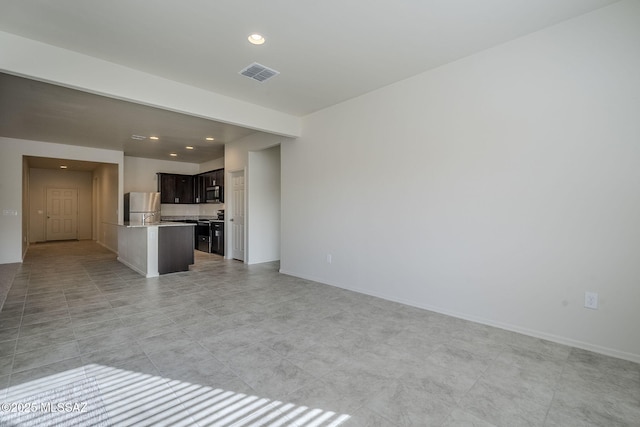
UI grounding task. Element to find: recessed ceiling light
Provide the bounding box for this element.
[170,153,178,157]
[149,136,159,140]
[248,33,265,45]
[205,137,215,141]
[60,165,68,169]
[131,135,146,140]
[186,146,194,150]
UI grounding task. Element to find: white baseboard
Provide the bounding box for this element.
[116,256,158,278]
[96,240,117,254]
[278,268,640,364]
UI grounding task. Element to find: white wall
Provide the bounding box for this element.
[124,156,199,193]
[29,168,93,242]
[199,158,225,173]
[0,137,123,263]
[248,145,281,264]
[281,0,640,362]
[226,133,288,173]
[94,163,119,252]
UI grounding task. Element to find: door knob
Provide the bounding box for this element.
[230,218,234,222]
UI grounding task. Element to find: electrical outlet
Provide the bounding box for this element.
[584,292,598,310]
[326,254,332,264]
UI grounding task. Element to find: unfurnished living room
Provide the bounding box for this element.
[0,1,639,426]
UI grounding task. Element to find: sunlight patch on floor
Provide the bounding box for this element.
[1,364,351,426]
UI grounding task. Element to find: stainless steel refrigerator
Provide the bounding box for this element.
[124,192,161,225]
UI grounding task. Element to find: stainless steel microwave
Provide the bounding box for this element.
[205,185,222,203]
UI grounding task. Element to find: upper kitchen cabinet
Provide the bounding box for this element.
[202,169,224,187]
[194,174,204,204]
[195,169,225,203]
[158,174,177,204]
[176,174,195,204]
[157,173,195,204]
[216,169,225,188]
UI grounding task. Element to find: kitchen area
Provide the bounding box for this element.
[117,167,227,278]
[158,168,225,257]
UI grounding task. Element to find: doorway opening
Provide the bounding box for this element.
[23,156,120,252]
[227,143,282,264]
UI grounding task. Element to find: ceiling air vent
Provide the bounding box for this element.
[239,62,280,82]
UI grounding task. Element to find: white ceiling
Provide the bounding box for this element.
[0,0,620,163]
[25,156,105,172]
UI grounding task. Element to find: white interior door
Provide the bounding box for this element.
[46,188,78,241]
[230,171,245,261]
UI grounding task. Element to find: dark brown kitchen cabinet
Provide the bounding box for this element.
[199,172,215,200]
[202,169,224,187]
[176,174,194,203]
[194,174,205,204]
[194,169,225,203]
[157,173,195,204]
[158,225,194,274]
[158,174,177,203]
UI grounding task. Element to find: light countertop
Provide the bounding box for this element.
[122,221,196,228]
[161,216,223,222]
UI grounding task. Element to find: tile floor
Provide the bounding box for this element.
[0,240,638,426]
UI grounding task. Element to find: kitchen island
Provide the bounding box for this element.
[117,222,195,277]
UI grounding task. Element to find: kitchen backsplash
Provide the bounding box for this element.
[161,203,224,217]
[199,203,224,217]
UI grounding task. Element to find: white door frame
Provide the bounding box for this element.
[92,176,98,241]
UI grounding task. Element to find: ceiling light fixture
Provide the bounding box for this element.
[60,165,68,169]
[149,136,159,140]
[170,153,178,157]
[205,137,214,141]
[186,146,194,150]
[248,33,265,45]
[131,135,146,140]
